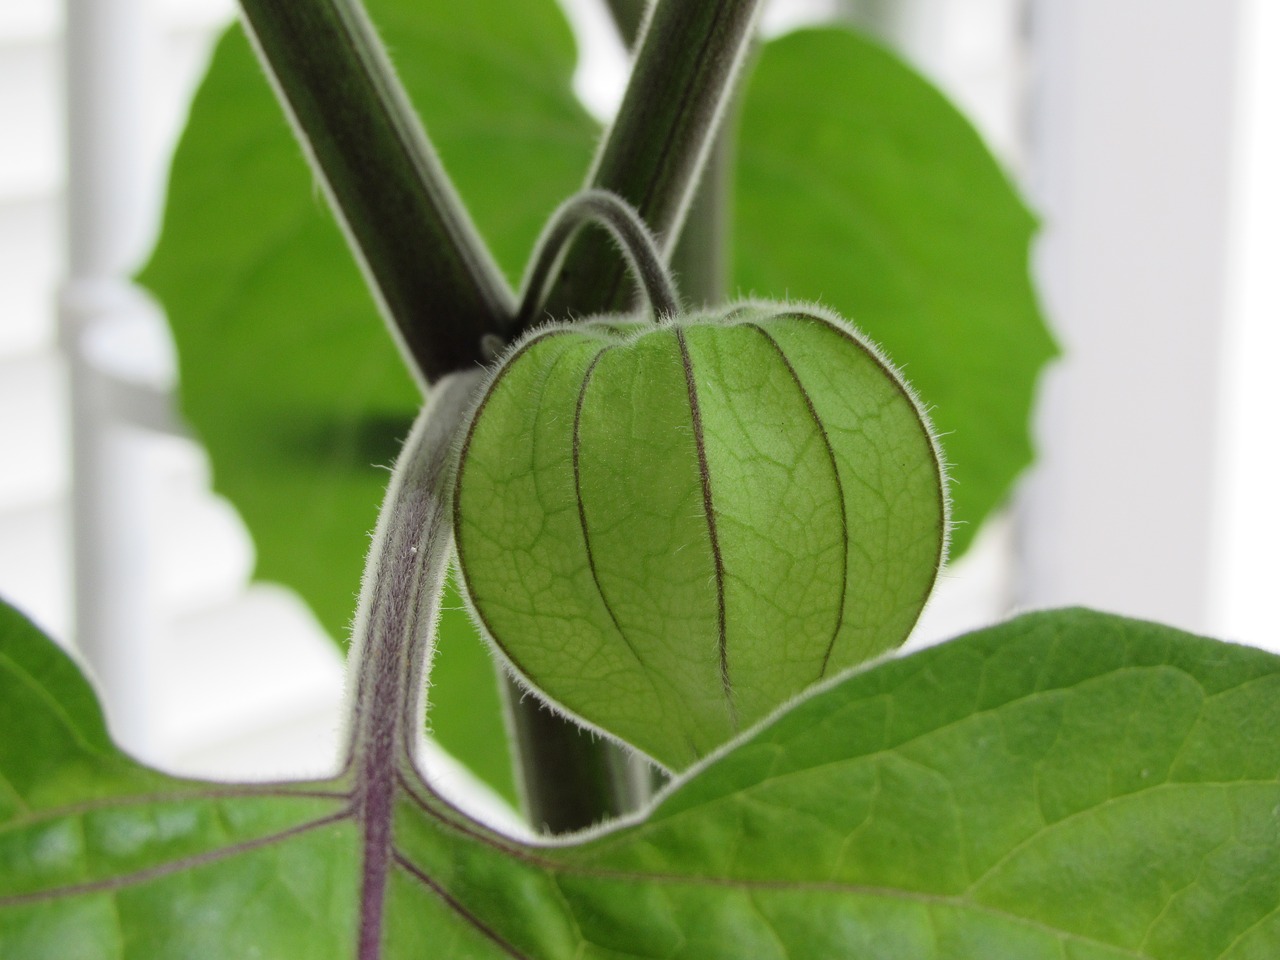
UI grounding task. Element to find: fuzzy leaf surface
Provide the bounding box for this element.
[137,0,600,803]
[734,28,1057,558]
[4,596,1278,958]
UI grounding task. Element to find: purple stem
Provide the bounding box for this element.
[343,371,487,959]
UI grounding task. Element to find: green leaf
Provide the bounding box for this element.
[137,0,600,805]
[454,304,946,770]
[4,595,1279,957]
[0,599,359,958]
[733,28,1057,558]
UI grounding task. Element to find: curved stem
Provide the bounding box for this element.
[529,0,764,327]
[600,0,734,311]
[343,371,486,955]
[518,190,680,328]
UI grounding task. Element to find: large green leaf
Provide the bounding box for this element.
[734,28,1057,558]
[455,305,946,769]
[5,593,1278,957]
[0,599,359,957]
[137,0,600,804]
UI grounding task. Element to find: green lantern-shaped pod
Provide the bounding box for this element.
[453,190,946,771]
[453,302,947,772]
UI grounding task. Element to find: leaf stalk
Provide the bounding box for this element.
[345,371,486,952]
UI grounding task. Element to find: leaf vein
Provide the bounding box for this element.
[746,322,848,680]
[675,327,733,728]
[392,851,532,959]
[0,808,352,907]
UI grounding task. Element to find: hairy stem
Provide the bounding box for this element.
[601,0,734,308]
[236,0,513,384]
[345,371,486,955]
[518,190,681,326]
[528,0,763,325]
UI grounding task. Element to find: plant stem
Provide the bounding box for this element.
[529,0,763,325]
[505,0,762,834]
[236,0,513,384]
[518,190,681,326]
[601,0,733,309]
[345,371,485,954]
[506,696,645,834]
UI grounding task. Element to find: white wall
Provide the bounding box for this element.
[1212,0,1280,651]
[1020,0,1244,636]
